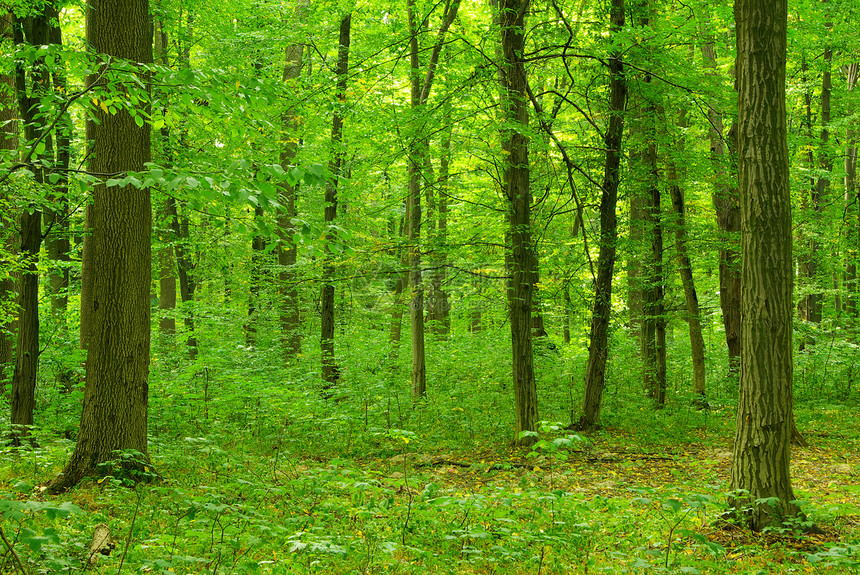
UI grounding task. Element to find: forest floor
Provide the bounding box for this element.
[1,400,859,574]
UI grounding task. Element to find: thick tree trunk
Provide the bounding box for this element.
[277,41,304,362]
[575,0,626,432]
[700,25,741,372]
[321,14,350,388]
[51,0,152,491]
[730,0,798,530]
[498,0,537,443]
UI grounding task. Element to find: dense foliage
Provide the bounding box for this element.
[0,0,859,572]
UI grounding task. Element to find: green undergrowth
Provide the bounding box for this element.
[1,327,859,573]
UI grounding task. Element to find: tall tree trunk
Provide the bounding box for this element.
[154,19,176,336]
[639,118,665,406]
[731,0,798,530]
[797,46,829,339]
[44,6,70,321]
[246,204,266,347]
[665,107,707,398]
[700,22,741,373]
[10,9,54,445]
[166,197,198,358]
[321,13,350,388]
[498,0,538,443]
[51,0,152,491]
[277,40,304,362]
[0,11,16,387]
[844,64,859,321]
[435,89,452,335]
[575,0,626,432]
[405,0,461,399]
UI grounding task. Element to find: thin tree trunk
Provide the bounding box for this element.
[405,0,461,399]
[844,64,859,321]
[246,204,266,347]
[321,13,350,388]
[575,0,626,432]
[700,22,741,372]
[154,19,176,336]
[665,107,707,398]
[44,6,70,321]
[277,40,304,362]
[0,12,15,388]
[498,0,538,443]
[166,197,197,358]
[10,9,53,445]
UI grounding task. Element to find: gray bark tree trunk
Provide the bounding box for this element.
[277,40,304,362]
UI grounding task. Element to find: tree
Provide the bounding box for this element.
[277,37,304,362]
[0,10,16,390]
[699,15,741,372]
[321,13,350,388]
[575,0,626,431]
[730,0,798,530]
[498,0,538,443]
[665,106,707,398]
[51,0,152,490]
[10,7,57,445]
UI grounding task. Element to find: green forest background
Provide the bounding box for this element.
[0,0,859,572]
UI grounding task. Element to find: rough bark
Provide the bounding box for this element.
[730,0,798,530]
[321,14,350,388]
[575,0,626,432]
[276,41,304,361]
[51,0,152,491]
[498,0,538,443]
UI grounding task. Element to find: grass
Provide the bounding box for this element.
[1,324,859,574]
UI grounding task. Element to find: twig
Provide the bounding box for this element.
[117,489,143,575]
[0,525,29,575]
